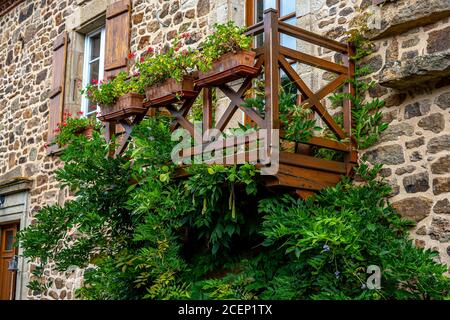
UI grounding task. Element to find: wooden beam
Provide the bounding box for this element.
[278,56,347,140]
[279,46,348,74]
[278,21,348,53]
[203,88,213,132]
[218,84,265,128]
[279,151,347,174]
[263,8,280,158]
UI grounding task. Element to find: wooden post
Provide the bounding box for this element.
[203,88,213,135]
[344,43,356,174]
[263,8,280,162]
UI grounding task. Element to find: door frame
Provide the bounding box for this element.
[0,221,19,300]
[0,178,32,300]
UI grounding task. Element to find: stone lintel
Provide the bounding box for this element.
[369,0,450,40]
[379,51,450,90]
[0,177,33,196]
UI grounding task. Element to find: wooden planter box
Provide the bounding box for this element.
[98,93,146,122]
[75,125,95,139]
[195,50,258,88]
[145,76,198,107]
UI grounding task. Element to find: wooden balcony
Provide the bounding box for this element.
[110,9,358,199]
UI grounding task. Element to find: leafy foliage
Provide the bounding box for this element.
[18,114,450,300]
[80,71,141,106]
[329,66,388,150]
[196,21,252,72]
[51,111,102,147]
[135,33,197,88]
[241,88,320,143]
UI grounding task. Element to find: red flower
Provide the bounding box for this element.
[133,72,141,77]
[146,47,154,54]
[140,56,145,62]
[77,111,84,115]
[44,143,48,149]
[128,51,136,59]
[181,32,190,39]
[182,49,189,56]
[62,122,67,127]
[54,128,61,133]
[91,79,98,85]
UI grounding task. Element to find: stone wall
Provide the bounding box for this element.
[1,0,449,299]
[0,0,222,300]
[0,0,74,300]
[308,0,450,268]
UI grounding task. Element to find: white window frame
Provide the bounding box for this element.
[81,26,106,117]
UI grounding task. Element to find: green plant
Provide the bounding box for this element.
[329,67,388,150]
[196,21,252,72]
[136,33,197,88]
[51,111,103,147]
[80,71,141,106]
[241,88,320,143]
[18,113,450,300]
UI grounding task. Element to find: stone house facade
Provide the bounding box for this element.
[0,0,449,300]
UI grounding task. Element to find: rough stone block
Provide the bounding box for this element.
[379,51,450,90]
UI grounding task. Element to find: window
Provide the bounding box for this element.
[81,27,106,117]
[250,0,297,49]
[247,0,298,96]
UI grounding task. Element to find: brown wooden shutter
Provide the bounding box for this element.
[48,32,69,153]
[104,0,131,80]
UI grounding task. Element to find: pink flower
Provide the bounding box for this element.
[181,32,190,39]
[128,51,136,59]
[182,49,189,56]
[44,143,48,149]
[54,128,61,133]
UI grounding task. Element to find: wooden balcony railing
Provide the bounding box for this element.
[112,9,358,198]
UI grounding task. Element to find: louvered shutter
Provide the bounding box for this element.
[48,32,69,153]
[104,0,131,80]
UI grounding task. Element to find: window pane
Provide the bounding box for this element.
[264,0,276,10]
[281,0,296,16]
[89,60,100,84]
[5,230,14,251]
[90,33,101,60]
[256,0,264,22]
[281,17,296,49]
[87,102,98,114]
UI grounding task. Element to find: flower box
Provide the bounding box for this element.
[98,93,146,122]
[145,76,198,107]
[195,50,258,88]
[75,125,95,139]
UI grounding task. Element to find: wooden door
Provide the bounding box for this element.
[0,223,18,300]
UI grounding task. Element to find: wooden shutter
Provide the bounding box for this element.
[48,32,69,153]
[104,0,131,80]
